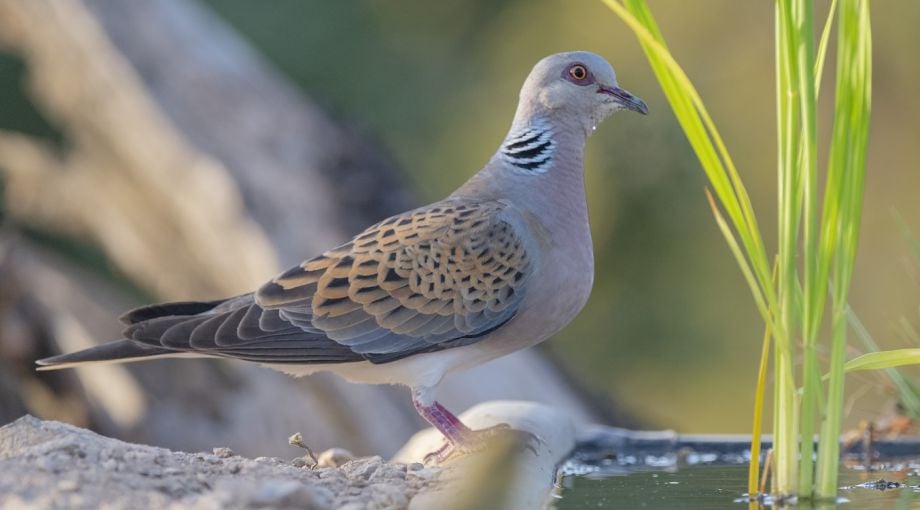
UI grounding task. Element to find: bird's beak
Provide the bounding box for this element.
[598,85,649,115]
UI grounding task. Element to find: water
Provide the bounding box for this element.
[553,464,920,509]
[551,429,920,509]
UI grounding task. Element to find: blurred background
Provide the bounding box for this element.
[0,0,918,456]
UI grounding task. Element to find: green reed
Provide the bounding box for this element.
[604,0,877,499]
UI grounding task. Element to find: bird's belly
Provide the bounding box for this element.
[263,280,591,390]
[263,345,496,389]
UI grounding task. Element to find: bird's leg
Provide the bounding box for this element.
[412,397,473,445]
[412,393,520,464]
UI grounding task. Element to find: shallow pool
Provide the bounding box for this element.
[553,463,920,509]
[551,428,920,509]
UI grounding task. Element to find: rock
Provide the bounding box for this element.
[0,416,437,509]
[316,447,354,468]
[394,401,576,510]
[340,456,383,480]
[212,447,235,459]
[0,402,575,510]
[408,467,439,482]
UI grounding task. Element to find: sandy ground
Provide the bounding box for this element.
[0,416,439,510]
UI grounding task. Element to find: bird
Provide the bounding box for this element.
[37,51,647,461]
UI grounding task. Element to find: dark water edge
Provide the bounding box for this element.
[553,427,920,509]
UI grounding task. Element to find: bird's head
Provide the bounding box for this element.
[518,51,648,133]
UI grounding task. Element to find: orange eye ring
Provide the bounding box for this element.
[568,64,588,81]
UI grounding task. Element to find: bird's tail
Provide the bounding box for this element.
[37,295,245,370]
[118,298,229,324]
[35,339,184,371]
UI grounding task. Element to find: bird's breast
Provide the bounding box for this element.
[489,203,594,355]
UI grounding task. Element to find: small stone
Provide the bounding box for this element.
[409,467,439,481]
[212,447,235,459]
[57,479,79,492]
[370,464,406,482]
[193,453,221,464]
[407,462,424,472]
[341,456,383,480]
[316,447,355,468]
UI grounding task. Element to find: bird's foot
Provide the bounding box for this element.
[423,424,541,465]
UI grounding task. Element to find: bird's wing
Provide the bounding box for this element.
[257,199,532,360]
[123,199,533,364]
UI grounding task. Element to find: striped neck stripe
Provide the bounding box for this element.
[500,123,555,174]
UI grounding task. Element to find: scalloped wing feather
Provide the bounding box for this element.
[257,200,532,355]
[118,200,533,364]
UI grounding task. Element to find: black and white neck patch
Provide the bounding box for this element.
[500,122,556,174]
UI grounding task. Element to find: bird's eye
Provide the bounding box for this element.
[563,63,593,86]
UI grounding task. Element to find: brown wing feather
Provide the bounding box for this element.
[257,200,531,355]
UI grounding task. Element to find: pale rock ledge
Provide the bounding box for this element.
[0,401,575,510]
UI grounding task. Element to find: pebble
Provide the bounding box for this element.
[341,456,383,480]
[56,479,79,492]
[370,464,406,482]
[316,447,355,468]
[212,447,235,459]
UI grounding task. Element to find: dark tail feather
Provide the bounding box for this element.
[119,298,229,325]
[36,339,180,371]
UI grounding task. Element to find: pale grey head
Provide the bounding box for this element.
[519,51,647,125]
[498,51,647,174]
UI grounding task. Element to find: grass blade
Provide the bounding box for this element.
[815,0,872,498]
[843,349,920,372]
[847,306,920,419]
[605,0,779,332]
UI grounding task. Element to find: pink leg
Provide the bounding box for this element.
[412,397,472,445]
[411,391,533,464]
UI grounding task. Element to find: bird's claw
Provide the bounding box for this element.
[423,423,542,465]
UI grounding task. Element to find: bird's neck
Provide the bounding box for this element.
[453,113,591,229]
[497,113,588,176]
[497,119,557,174]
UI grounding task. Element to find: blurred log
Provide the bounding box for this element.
[0,0,603,457]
